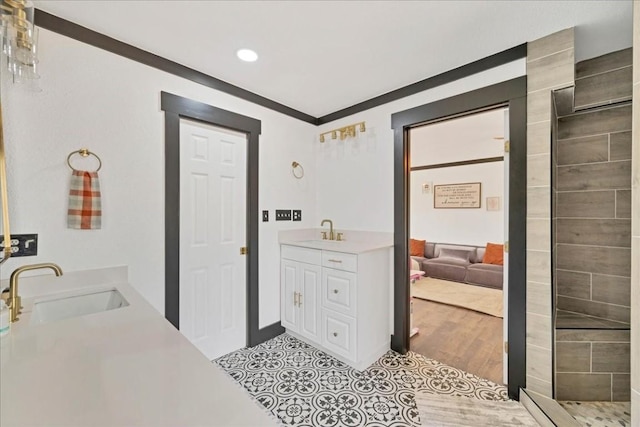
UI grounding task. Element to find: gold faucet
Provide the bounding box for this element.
[321,219,334,241]
[7,263,63,322]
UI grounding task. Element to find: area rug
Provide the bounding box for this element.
[415,392,540,426]
[412,277,503,318]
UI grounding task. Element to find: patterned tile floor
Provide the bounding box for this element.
[215,333,509,426]
[560,401,631,427]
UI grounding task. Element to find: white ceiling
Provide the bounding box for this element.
[410,108,506,167]
[33,1,633,118]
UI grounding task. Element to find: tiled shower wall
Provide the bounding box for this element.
[631,0,639,422]
[526,28,575,398]
[555,50,633,324]
[556,329,630,401]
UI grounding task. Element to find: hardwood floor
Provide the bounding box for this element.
[410,298,504,385]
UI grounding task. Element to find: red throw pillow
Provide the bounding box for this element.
[483,243,504,265]
[409,239,426,257]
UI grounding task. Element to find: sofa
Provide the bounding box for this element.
[411,242,503,290]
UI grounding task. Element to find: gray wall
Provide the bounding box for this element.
[526,28,575,399]
[631,0,639,422]
[555,50,633,325]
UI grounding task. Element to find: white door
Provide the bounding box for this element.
[179,119,247,360]
[281,259,299,331]
[502,108,510,384]
[299,263,322,342]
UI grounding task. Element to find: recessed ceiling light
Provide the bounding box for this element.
[237,49,258,62]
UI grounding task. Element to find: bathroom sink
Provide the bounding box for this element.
[30,288,129,324]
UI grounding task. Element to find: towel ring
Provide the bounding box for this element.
[67,148,102,172]
[291,161,304,179]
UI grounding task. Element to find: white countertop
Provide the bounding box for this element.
[279,228,393,254]
[0,275,278,427]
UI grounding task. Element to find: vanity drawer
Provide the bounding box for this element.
[322,251,357,272]
[322,309,356,360]
[322,268,356,316]
[281,245,322,265]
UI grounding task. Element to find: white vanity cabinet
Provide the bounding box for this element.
[280,244,390,371]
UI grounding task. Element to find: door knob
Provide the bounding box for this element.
[333,332,338,337]
[333,289,339,294]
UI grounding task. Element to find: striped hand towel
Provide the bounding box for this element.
[68,170,102,229]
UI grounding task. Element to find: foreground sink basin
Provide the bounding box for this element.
[30,288,129,324]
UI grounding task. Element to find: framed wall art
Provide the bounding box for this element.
[434,182,481,209]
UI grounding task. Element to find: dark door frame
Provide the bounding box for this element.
[161,91,284,347]
[391,76,527,400]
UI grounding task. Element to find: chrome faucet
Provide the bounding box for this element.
[7,263,63,322]
[321,219,335,241]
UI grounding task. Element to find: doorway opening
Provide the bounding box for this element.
[408,107,508,386]
[391,77,527,399]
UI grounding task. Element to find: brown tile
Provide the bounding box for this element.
[558,105,632,140]
[527,344,552,382]
[592,343,630,373]
[556,134,609,165]
[527,219,550,251]
[610,131,632,161]
[557,296,630,323]
[528,154,551,187]
[553,86,574,117]
[528,187,551,218]
[528,90,552,124]
[528,28,574,62]
[556,244,631,276]
[527,250,551,283]
[612,374,631,401]
[527,281,551,316]
[592,274,631,306]
[528,121,551,155]
[526,375,553,398]
[576,48,632,79]
[556,342,591,372]
[616,190,631,219]
[528,49,574,92]
[574,67,633,108]
[632,239,640,390]
[556,311,630,329]
[557,161,631,191]
[556,218,631,247]
[633,85,640,235]
[556,373,612,400]
[527,313,552,349]
[556,269,591,299]
[556,329,630,342]
[556,191,615,218]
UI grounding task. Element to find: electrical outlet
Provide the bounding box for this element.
[262,210,269,222]
[292,210,302,221]
[0,234,38,257]
[275,210,292,221]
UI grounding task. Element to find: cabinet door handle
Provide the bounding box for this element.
[328,259,342,263]
[333,332,338,337]
[333,289,339,294]
[293,292,299,307]
[298,293,302,306]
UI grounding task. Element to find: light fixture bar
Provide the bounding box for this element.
[319,121,366,143]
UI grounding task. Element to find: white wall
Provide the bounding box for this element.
[410,162,505,246]
[1,28,317,329]
[315,59,526,232]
